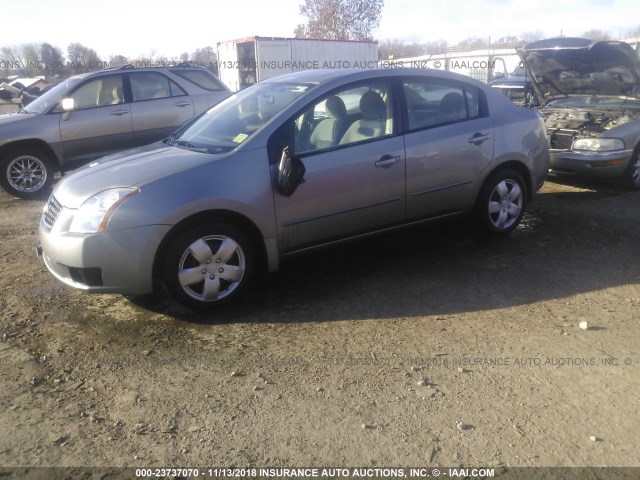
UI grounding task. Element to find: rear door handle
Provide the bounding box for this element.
[109,110,129,116]
[468,132,491,144]
[375,155,401,168]
[174,102,191,107]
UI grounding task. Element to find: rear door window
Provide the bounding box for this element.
[402,78,484,131]
[129,72,186,102]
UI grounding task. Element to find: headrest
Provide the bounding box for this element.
[360,91,386,121]
[325,95,347,120]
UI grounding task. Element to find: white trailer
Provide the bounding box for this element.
[216,36,379,91]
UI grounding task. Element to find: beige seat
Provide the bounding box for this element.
[111,86,124,104]
[309,95,348,150]
[339,91,386,145]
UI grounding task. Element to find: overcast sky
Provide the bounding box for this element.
[1,0,638,59]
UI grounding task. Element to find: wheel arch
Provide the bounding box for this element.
[152,209,270,290]
[481,160,532,202]
[0,139,62,170]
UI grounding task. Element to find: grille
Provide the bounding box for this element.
[548,129,577,150]
[43,195,63,229]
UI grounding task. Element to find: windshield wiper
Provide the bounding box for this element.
[167,138,210,154]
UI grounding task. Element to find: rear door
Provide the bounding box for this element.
[127,71,195,146]
[59,73,134,163]
[402,77,494,220]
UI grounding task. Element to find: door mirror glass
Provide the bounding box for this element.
[61,98,75,111]
[276,146,305,197]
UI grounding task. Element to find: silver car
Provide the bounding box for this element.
[520,37,640,190]
[0,66,230,198]
[38,68,549,309]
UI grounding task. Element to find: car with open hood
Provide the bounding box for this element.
[38,68,549,309]
[520,37,640,189]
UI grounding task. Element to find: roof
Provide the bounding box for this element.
[262,67,490,89]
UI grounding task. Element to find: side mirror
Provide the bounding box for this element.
[61,98,75,121]
[276,146,305,197]
[61,98,75,111]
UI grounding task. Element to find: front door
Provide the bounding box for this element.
[272,80,406,252]
[59,74,134,164]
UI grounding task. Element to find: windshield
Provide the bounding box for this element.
[170,82,312,153]
[23,77,82,114]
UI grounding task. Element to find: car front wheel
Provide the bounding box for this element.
[476,169,527,236]
[0,148,54,199]
[163,223,255,309]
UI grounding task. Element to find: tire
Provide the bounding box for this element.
[0,148,54,199]
[163,223,255,309]
[475,169,527,236]
[622,147,640,191]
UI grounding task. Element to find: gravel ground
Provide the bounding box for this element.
[0,178,638,478]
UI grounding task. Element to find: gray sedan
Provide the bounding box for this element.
[39,68,549,309]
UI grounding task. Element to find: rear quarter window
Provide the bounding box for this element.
[170,70,227,92]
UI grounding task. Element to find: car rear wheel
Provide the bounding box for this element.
[163,223,255,309]
[623,147,640,191]
[476,169,527,236]
[0,148,54,199]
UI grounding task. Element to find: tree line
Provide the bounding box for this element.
[0,42,218,79]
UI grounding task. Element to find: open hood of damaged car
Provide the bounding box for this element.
[518,37,640,105]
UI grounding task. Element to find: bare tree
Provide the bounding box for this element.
[519,31,545,45]
[192,46,217,70]
[67,42,101,73]
[0,43,49,76]
[450,37,490,52]
[582,29,611,41]
[294,0,384,41]
[423,40,448,55]
[109,55,129,67]
[492,36,520,48]
[40,43,64,77]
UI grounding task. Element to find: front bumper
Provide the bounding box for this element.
[549,148,634,178]
[39,220,171,295]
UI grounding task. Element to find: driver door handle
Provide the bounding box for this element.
[109,109,129,116]
[375,155,401,168]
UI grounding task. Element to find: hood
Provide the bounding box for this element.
[54,142,229,208]
[0,111,35,125]
[519,37,640,105]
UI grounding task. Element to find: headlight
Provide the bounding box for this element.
[572,138,624,151]
[69,188,139,234]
